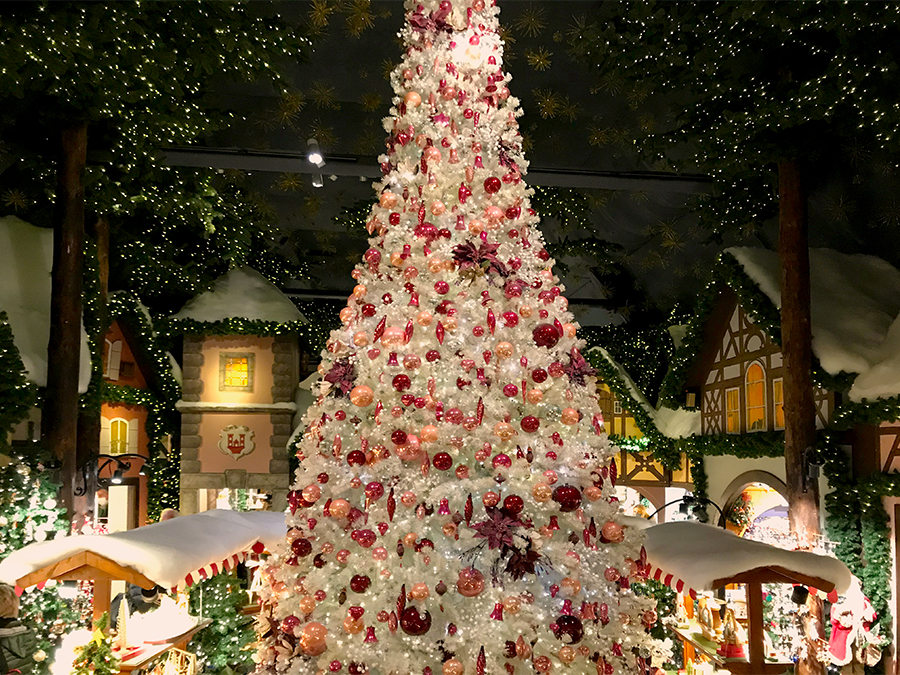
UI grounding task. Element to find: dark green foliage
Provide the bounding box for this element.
[632,579,678,655]
[0,313,37,445]
[573,2,900,238]
[188,572,255,674]
[19,586,82,675]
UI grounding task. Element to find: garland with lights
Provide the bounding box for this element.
[188,572,255,674]
[659,251,856,408]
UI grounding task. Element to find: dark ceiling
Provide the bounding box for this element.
[164,1,900,328]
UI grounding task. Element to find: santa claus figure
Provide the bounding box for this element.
[828,577,881,674]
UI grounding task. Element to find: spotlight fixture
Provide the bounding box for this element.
[312,174,324,188]
[307,138,325,168]
[110,469,124,485]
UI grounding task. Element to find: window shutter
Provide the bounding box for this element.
[128,422,138,454]
[100,418,111,454]
[108,341,123,381]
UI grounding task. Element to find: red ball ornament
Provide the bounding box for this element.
[347,450,366,467]
[503,495,524,514]
[365,482,385,500]
[532,368,548,383]
[492,453,512,468]
[426,350,441,362]
[433,452,453,470]
[362,304,376,317]
[291,538,313,557]
[391,429,408,445]
[399,607,432,636]
[552,485,582,512]
[280,615,301,635]
[483,176,502,194]
[502,311,519,327]
[355,529,377,548]
[553,615,584,644]
[392,374,412,391]
[533,323,560,348]
[435,281,450,294]
[521,416,540,433]
[503,384,518,397]
[350,575,371,593]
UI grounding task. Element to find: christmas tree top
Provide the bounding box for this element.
[254,2,657,675]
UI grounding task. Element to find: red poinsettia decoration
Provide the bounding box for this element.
[453,241,510,278]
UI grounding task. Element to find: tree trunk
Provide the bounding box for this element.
[42,123,88,521]
[779,158,824,675]
[74,215,109,527]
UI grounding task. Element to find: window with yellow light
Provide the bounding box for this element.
[745,362,766,432]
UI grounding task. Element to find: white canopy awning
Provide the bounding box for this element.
[0,509,286,591]
[639,520,852,598]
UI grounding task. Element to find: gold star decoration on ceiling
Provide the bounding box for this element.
[2,189,27,211]
[309,119,338,150]
[360,91,382,112]
[514,5,546,39]
[276,173,304,192]
[344,0,376,38]
[307,0,335,30]
[311,81,340,110]
[532,88,562,119]
[525,47,552,72]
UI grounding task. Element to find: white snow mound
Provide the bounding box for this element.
[726,247,900,377]
[171,267,304,324]
[643,521,851,594]
[0,509,286,590]
[0,216,91,392]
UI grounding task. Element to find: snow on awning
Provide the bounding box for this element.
[0,510,286,592]
[640,521,851,598]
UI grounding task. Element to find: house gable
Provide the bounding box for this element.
[691,291,834,435]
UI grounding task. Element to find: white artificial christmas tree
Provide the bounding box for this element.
[254,2,657,674]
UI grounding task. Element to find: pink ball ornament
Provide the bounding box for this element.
[299,622,328,656]
[381,326,406,348]
[349,386,374,407]
[420,424,439,442]
[456,567,486,597]
[495,341,514,358]
[526,389,543,404]
[561,408,579,425]
[604,567,621,582]
[330,499,351,518]
[404,91,422,108]
[492,453,512,468]
[601,521,625,543]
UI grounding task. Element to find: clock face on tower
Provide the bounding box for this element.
[218,425,256,460]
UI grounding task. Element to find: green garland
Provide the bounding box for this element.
[108,291,182,405]
[674,430,786,461]
[585,346,680,468]
[0,311,37,444]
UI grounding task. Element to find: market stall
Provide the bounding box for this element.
[641,521,851,674]
[0,509,286,672]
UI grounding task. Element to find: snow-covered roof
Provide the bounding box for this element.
[587,346,700,439]
[641,521,851,596]
[0,509,286,591]
[0,216,91,392]
[171,267,304,324]
[727,247,900,378]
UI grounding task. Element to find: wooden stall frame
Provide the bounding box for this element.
[674,565,836,675]
[16,550,157,622]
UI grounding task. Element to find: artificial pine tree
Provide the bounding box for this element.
[255,2,656,675]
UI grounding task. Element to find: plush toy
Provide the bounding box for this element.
[828,577,881,674]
